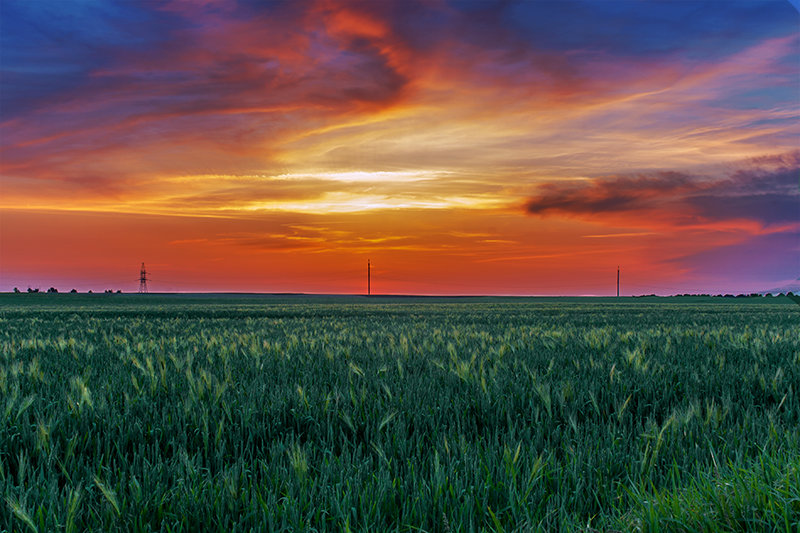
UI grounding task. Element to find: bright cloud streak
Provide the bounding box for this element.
[274,170,450,183]
[239,193,504,214]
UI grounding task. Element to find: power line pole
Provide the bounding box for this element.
[617,266,620,298]
[367,259,371,296]
[138,262,150,293]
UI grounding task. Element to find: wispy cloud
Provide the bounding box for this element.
[583,232,657,239]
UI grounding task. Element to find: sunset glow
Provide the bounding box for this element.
[1,0,798,294]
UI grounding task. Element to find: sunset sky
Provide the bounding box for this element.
[1,0,798,295]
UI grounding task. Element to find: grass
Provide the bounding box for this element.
[1,294,798,531]
[624,447,800,532]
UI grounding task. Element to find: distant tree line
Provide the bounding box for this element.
[632,292,795,298]
[12,287,123,294]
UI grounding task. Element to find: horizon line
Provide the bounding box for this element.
[2,291,792,298]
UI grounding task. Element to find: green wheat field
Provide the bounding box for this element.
[1,294,798,532]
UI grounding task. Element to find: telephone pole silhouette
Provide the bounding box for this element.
[617,266,620,298]
[138,262,150,293]
[367,259,371,296]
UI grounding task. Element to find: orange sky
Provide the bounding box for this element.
[1,1,798,294]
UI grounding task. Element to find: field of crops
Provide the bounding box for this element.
[1,294,798,532]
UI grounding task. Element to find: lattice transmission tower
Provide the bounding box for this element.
[138,262,150,293]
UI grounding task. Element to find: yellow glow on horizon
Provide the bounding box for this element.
[0,189,507,216]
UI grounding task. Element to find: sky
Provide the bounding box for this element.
[0,0,798,295]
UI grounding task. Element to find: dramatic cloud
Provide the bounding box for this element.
[526,151,800,229]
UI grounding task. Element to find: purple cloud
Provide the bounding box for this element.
[525,151,799,227]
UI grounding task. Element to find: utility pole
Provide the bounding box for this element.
[138,262,150,293]
[367,259,371,296]
[617,266,620,298]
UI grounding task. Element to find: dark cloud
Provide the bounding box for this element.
[525,172,696,215]
[525,153,800,226]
